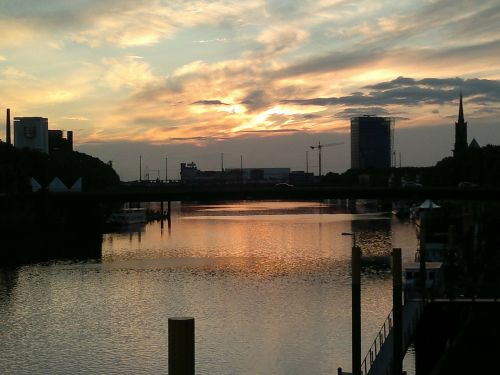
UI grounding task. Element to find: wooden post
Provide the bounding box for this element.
[160,200,164,229]
[419,212,427,300]
[167,201,172,220]
[168,317,195,375]
[393,248,403,375]
[352,245,361,375]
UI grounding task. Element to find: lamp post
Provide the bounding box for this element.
[342,232,361,375]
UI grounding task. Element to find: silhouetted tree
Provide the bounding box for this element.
[0,141,120,193]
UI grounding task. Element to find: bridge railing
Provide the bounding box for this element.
[360,310,393,375]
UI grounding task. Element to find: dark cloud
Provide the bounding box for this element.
[238,129,300,133]
[191,100,229,105]
[169,136,228,141]
[274,36,500,80]
[283,77,500,108]
[241,89,272,111]
[274,48,382,78]
[302,114,320,119]
[334,107,391,119]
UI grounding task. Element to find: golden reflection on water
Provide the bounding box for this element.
[1,201,419,374]
[102,200,411,278]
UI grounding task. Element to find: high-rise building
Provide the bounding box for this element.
[453,92,468,157]
[14,117,49,153]
[6,108,11,145]
[351,116,392,169]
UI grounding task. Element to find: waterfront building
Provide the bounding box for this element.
[14,117,49,153]
[180,162,221,183]
[350,116,392,169]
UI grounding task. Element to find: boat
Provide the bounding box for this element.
[404,261,444,300]
[108,208,146,225]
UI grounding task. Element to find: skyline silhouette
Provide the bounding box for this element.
[1,1,499,180]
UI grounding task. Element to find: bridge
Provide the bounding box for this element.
[4,186,500,203]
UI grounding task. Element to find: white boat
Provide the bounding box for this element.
[109,208,146,225]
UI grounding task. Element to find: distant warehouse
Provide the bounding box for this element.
[350,116,393,169]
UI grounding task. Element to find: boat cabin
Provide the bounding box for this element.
[404,262,444,298]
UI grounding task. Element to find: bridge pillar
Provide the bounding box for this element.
[393,248,403,375]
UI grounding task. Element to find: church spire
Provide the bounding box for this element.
[458,90,465,124]
[454,90,468,157]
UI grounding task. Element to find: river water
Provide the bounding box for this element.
[0,200,417,374]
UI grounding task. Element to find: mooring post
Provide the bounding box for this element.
[393,248,403,375]
[160,200,165,229]
[352,244,361,375]
[168,317,195,375]
[419,212,427,301]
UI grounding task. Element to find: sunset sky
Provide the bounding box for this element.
[1,0,500,180]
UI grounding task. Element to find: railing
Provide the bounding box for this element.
[360,310,393,375]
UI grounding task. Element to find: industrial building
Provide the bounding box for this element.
[49,130,73,152]
[180,162,291,184]
[225,168,291,182]
[351,116,393,169]
[11,114,74,154]
[14,117,49,153]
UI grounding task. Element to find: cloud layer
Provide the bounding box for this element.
[1,0,500,178]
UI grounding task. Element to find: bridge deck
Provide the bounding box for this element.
[3,186,500,203]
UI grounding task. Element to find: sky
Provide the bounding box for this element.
[1,0,500,180]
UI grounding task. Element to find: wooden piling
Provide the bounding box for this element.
[393,248,403,375]
[168,317,195,375]
[352,245,361,375]
[160,200,164,229]
[419,212,427,300]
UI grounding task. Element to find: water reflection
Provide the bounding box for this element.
[0,267,19,302]
[0,200,417,375]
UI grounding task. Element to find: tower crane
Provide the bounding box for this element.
[309,141,344,177]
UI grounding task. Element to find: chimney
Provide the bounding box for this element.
[6,108,11,145]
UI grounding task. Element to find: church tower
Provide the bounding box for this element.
[453,91,468,157]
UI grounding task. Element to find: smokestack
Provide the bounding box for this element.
[6,108,11,145]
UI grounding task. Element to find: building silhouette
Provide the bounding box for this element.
[453,91,468,157]
[14,117,49,153]
[5,109,12,145]
[48,130,73,152]
[351,116,392,169]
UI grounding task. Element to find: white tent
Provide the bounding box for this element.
[69,177,82,192]
[419,199,440,209]
[47,177,69,192]
[31,178,42,192]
